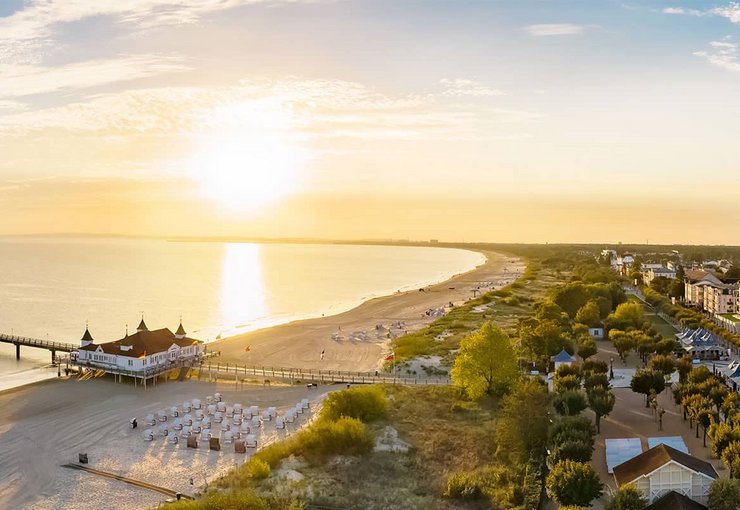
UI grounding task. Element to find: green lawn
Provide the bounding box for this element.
[628,294,678,340]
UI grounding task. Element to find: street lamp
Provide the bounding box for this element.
[609,357,614,380]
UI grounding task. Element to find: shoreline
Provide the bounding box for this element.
[212,249,525,371]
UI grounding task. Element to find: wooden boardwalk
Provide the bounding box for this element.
[0,332,76,362]
[195,361,452,386]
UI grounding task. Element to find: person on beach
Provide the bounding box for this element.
[320,349,325,361]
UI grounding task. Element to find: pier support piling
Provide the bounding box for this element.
[51,349,56,363]
[15,343,20,360]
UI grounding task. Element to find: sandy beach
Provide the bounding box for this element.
[0,377,330,510]
[213,250,524,371]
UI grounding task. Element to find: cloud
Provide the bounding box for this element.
[713,2,740,23]
[693,39,740,72]
[526,24,587,36]
[0,54,189,99]
[439,79,504,97]
[0,0,330,64]
[0,78,539,142]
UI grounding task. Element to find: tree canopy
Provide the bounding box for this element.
[546,460,603,507]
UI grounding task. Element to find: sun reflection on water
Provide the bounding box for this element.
[219,243,267,334]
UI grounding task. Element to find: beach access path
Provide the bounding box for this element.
[213,250,524,371]
[0,378,330,510]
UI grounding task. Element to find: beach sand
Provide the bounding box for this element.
[0,378,330,510]
[213,250,525,371]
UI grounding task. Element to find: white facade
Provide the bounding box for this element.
[77,342,202,372]
[629,461,714,505]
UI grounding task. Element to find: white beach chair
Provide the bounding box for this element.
[284,409,295,423]
[201,428,212,441]
[223,431,234,444]
[143,429,154,441]
[195,409,204,420]
[233,403,243,415]
[244,434,257,448]
[192,399,202,409]
[214,392,222,402]
[262,410,271,421]
[300,399,309,410]
[173,418,183,431]
[275,416,285,429]
[159,424,169,437]
[206,395,214,405]
[267,406,277,418]
[225,406,234,418]
[202,417,211,429]
[216,402,226,413]
[158,410,168,422]
[251,415,260,428]
[249,405,259,417]
[191,421,202,434]
[183,414,193,426]
[145,414,156,426]
[232,414,242,425]
[240,422,251,435]
[181,425,191,437]
[213,411,223,423]
[168,434,179,445]
[221,420,229,432]
[169,406,179,418]
[182,401,192,412]
[207,404,217,416]
[295,404,304,415]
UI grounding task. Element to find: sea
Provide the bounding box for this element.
[0,236,484,390]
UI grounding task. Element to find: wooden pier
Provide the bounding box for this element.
[0,333,76,362]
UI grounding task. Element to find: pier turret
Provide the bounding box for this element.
[137,316,148,332]
[175,320,187,340]
[81,326,94,347]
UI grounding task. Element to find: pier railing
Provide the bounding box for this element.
[0,333,77,352]
[196,361,452,386]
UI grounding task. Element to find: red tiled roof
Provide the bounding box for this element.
[79,328,200,358]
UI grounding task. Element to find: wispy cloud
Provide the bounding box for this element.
[662,2,740,22]
[694,38,740,72]
[0,54,189,99]
[662,7,706,16]
[0,0,330,64]
[525,23,588,36]
[439,79,504,97]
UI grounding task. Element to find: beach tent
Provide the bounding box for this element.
[234,440,246,454]
[186,436,198,449]
[209,437,220,451]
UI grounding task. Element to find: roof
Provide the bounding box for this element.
[613,444,718,486]
[78,327,200,358]
[81,327,94,342]
[645,491,707,510]
[551,349,576,363]
[137,318,148,331]
[175,322,186,336]
[685,270,722,285]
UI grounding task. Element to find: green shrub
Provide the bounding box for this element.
[444,471,483,499]
[247,458,271,480]
[321,386,388,422]
[298,416,375,458]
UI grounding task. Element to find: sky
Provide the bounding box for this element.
[0,0,738,244]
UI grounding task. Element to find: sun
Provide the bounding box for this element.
[189,103,306,212]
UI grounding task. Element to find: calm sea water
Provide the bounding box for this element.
[0,237,484,387]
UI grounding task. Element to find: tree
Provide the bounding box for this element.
[495,379,551,464]
[722,441,740,478]
[582,359,608,374]
[575,300,602,328]
[648,354,675,376]
[550,439,593,464]
[605,483,648,510]
[555,374,582,394]
[708,478,740,510]
[577,337,598,361]
[688,365,712,385]
[649,276,672,295]
[630,370,666,407]
[588,386,616,433]
[708,421,740,459]
[554,390,588,416]
[610,329,636,362]
[676,356,694,383]
[606,302,647,331]
[583,372,610,393]
[452,322,518,399]
[546,460,603,507]
[630,331,656,362]
[519,319,570,366]
[654,339,678,356]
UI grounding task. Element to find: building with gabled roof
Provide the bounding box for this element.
[645,491,707,510]
[75,320,204,378]
[612,444,718,505]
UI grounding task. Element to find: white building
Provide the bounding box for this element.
[613,444,718,505]
[684,270,723,308]
[643,267,677,286]
[76,319,204,379]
